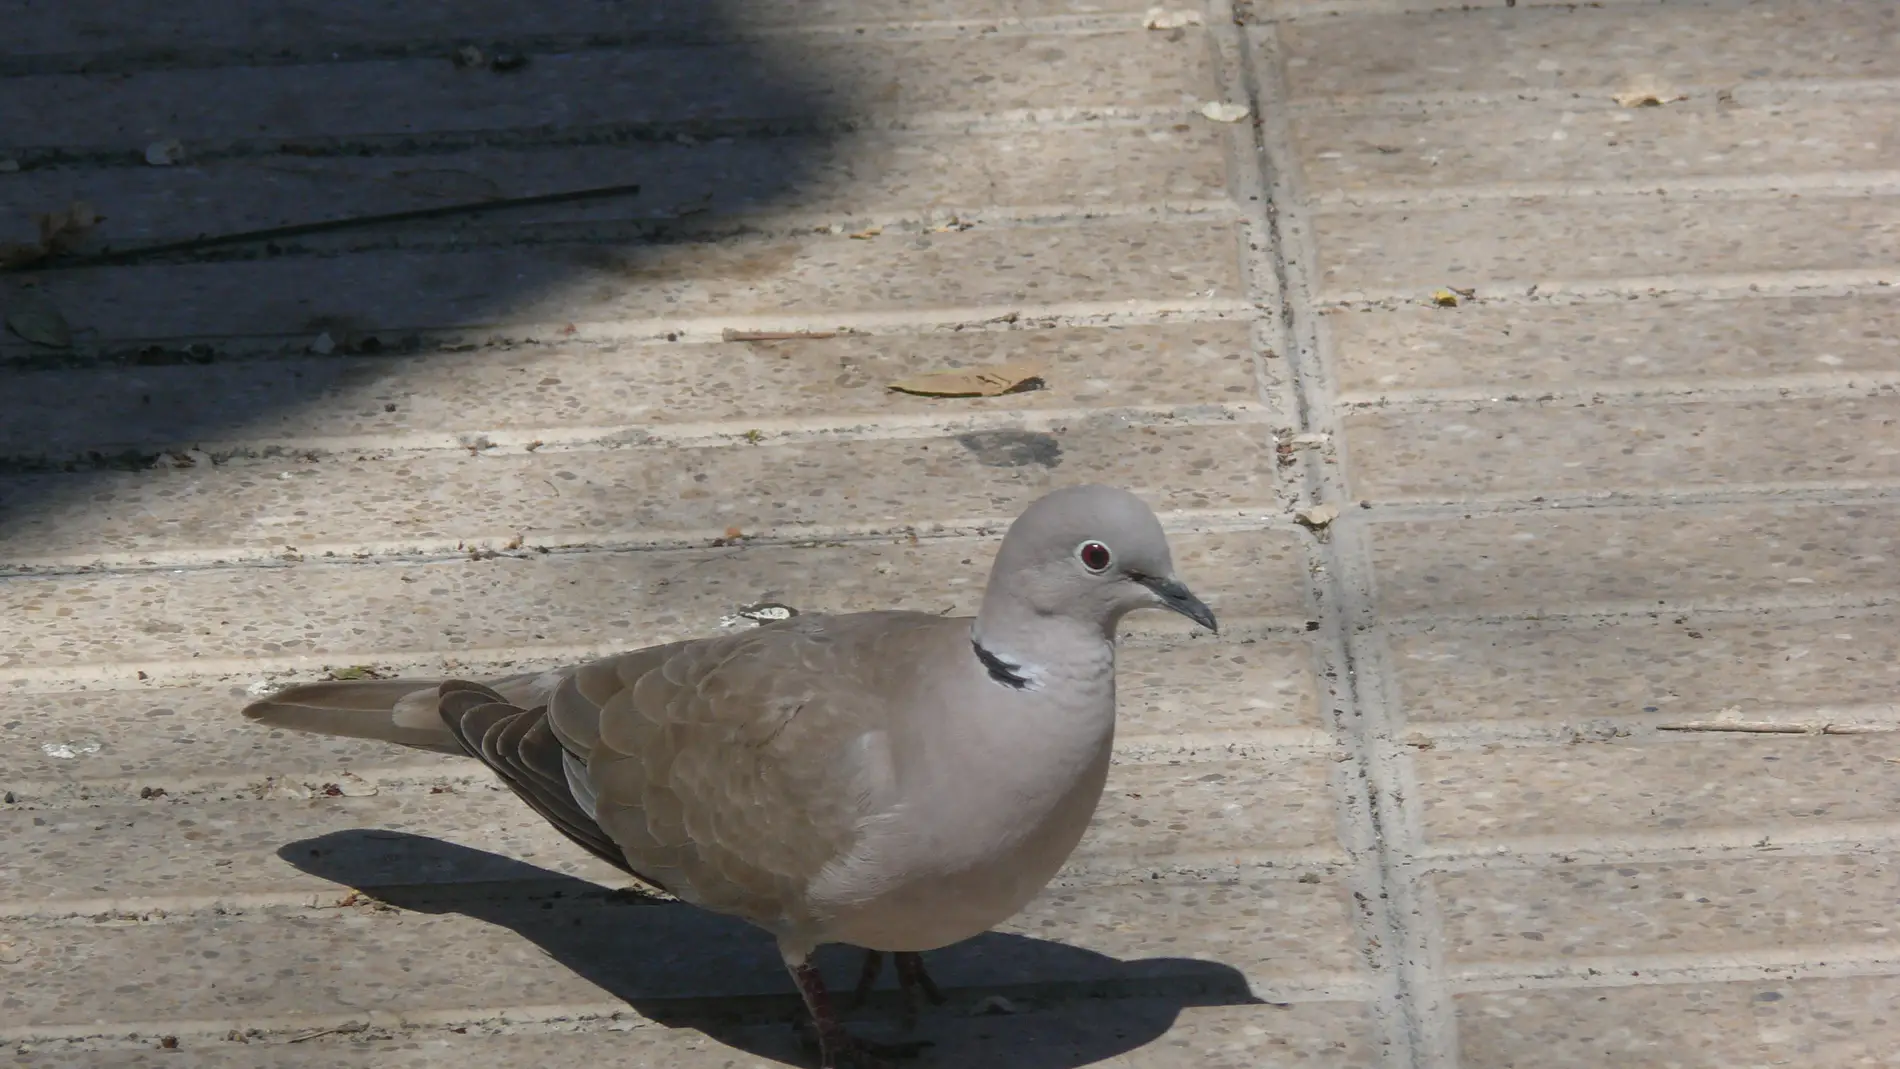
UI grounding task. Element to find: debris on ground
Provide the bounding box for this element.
[3,200,104,270]
[144,139,186,166]
[719,602,800,629]
[327,665,387,681]
[969,994,1023,1016]
[1144,8,1204,29]
[722,328,842,342]
[1612,75,1686,108]
[889,362,1045,397]
[1198,101,1251,123]
[4,300,74,348]
[1295,503,1340,530]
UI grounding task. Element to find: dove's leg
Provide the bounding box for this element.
[849,949,885,1010]
[785,950,930,1069]
[847,950,947,1028]
[893,952,947,1011]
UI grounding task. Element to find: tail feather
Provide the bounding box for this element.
[242,678,464,755]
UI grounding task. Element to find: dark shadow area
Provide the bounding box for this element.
[0,0,850,533]
[283,830,1268,1068]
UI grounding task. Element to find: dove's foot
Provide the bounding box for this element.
[791,960,932,1069]
[793,1021,931,1069]
[849,950,949,1028]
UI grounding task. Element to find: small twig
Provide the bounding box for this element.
[287,1022,365,1043]
[1657,721,1898,735]
[30,181,644,269]
[721,329,841,342]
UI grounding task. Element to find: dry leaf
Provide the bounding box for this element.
[1198,101,1251,123]
[327,665,386,681]
[1612,76,1684,108]
[35,200,100,252]
[847,225,883,240]
[144,139,186,166]
[1143,8,1203,29]
[1,200,103,270]
[1431,289,1460,307]
[1296,504,1340,529]
[4,302,73,348]
[0,242,46,270]
[889,362,1045,398]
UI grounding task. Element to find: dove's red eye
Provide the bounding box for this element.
[1077,541,1112,573]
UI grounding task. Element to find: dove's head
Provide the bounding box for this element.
[978,485,1217,640]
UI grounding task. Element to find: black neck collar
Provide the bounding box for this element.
[971,637,1030,689]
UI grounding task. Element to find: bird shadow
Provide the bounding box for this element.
[282,830,1268,1068]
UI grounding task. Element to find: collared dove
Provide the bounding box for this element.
[244,484,1216,1067]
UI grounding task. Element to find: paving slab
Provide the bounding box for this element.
[0,635,1328,796]
[1455,977,1900,1068]
[0,422,1278,565]
[1367,503,1900,619]
[0,323,1258,458]
[7,0,1900,1064]
[1344,396,1900,502]
[0,124,1232,249]
[1386,611,1900,728]
[0,875,1361,1033]
[0,755,1342,917]
[0,999,1378,1069]
[1414,733,1900,849]
[1294,94,1900,194]
[1,636,1328,785]
[1326,293,1900,400]
[1433,854,1897,966]
[1313,193,1900,299]
[0,529,1304,678]
[0,219,1246,351]
[1271,1,1900,101]
[1,1,1164,65]
[0,30,1214,152]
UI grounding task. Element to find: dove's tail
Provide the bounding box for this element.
[242,679,465,755]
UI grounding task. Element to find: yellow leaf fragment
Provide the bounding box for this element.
[1613,75,1685,108]
[889,362,1045,398]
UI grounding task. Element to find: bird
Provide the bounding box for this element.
[243,484,1216,1068]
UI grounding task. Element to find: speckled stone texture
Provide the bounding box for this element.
[2,0,1897,1066]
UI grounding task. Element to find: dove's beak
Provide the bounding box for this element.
[1138,575,1218,633]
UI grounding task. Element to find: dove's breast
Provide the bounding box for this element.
[809,657,1119,951]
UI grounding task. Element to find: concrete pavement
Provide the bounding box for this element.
[2,1,1896,1065]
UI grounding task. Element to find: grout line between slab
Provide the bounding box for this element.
[1280,76,1900,118]
[1323,268,1900,308]
[0,15,1197,79]
[1309,170,1900,210]
[1208,5,1440,1066]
